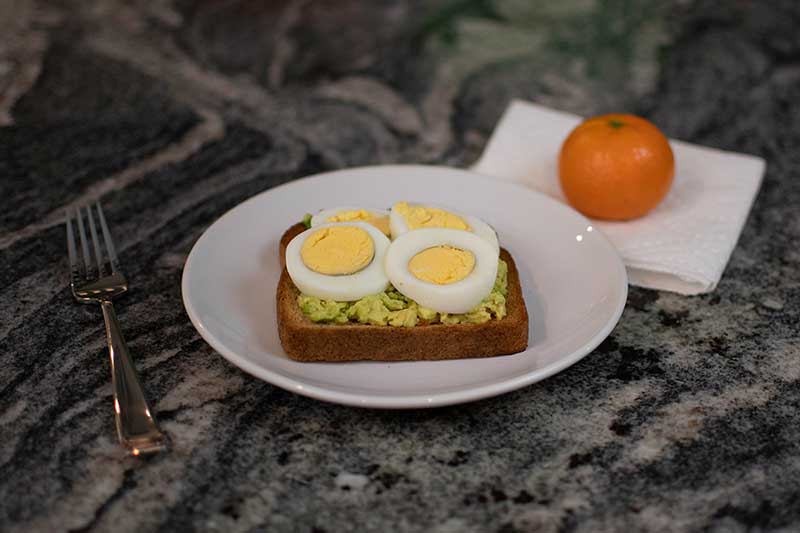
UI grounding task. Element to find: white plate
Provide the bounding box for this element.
[182,165,627,408]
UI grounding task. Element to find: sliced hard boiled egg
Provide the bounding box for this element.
[389,201,499,250]
[285,222,390,301]
[384,228,499,314]
[311,206,390,236]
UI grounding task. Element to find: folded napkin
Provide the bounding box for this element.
[472,100,766,295]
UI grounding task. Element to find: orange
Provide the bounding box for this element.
[558,113,674,220]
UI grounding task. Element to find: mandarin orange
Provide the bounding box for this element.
[558,113,674,220]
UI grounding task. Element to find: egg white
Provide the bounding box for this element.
[389,203,499,251]
[311,206,390,230]
[285,222,391,301]
[384,228,499,314]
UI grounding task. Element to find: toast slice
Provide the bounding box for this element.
[277,223,529,362]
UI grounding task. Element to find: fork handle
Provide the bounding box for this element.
[101,300,167,455]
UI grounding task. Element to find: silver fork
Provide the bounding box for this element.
[66,203,167,455]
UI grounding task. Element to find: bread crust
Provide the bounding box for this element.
[277,223,529,362]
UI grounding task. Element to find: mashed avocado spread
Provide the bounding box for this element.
[298,259,508,327]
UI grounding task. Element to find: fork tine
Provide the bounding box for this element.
[86,205,105,276]
[96,202,120,273]
[66,211,82,284]
[75,207,95,279]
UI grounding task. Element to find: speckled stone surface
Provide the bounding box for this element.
[2,1,800,532]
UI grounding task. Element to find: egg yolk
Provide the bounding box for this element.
[394,202,470,231]
[301,226,374,275]
[326,209,391,236]
[408,245,475,285]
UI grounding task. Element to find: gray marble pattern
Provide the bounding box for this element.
[2,1,800,531]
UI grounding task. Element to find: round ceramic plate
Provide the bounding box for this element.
[182,165,627,408]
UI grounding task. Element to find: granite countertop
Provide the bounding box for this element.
[2,1,800,531]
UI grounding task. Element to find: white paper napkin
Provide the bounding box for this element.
[472,100,766,295]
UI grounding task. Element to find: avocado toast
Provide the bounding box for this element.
[277,222,529,362]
